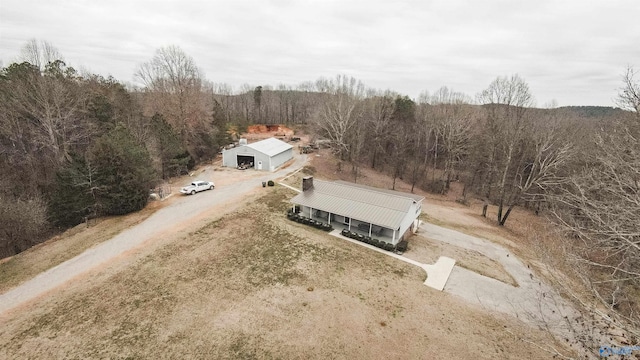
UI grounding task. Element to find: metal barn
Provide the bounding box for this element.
[222,137,293,171]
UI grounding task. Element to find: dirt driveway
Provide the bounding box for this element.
[0,154,308,315]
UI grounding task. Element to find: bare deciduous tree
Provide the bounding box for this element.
[313,75,365,160]
[428,87,475,192]
[546,67,640,324]
[617,66,640,114]
[477,74,535,225]
[362,90,395,169]
[0,194,48,258]
[136,46,206,148]
[1,58,90,169]
[20,39,63,71]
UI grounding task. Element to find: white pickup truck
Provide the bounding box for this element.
[180,180,215,195]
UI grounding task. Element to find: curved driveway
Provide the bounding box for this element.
[0,154,307,315]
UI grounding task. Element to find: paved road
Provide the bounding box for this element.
[0,154,307,315]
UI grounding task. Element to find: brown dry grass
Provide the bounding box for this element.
[406,234,517,286]
[0,157,232,294]
[307,149,569,277]
[307,150,517,286]
[0,202,162,293]
[0,187,573,359]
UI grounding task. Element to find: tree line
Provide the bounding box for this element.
[308,71,640,327]
[1,40,638,327]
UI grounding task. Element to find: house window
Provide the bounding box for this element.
[343,217,350,225]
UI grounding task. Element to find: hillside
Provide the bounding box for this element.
[0,147,588,359]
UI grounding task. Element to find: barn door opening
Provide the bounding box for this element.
[237,155,254,169]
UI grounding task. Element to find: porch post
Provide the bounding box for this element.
[368,223,372,237]
[328,213,331,224]
[310,207,313,219]
[392,229,396,243]
[348,217,351,230]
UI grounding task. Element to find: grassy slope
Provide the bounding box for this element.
[0,187,571,359]
[0,203,161,293]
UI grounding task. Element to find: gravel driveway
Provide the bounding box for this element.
[419,222,587,345]
[0,154,308,315]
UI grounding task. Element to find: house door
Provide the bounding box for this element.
[257,161,262,170]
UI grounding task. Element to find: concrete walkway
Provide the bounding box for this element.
[278,182,301,193]
[329,230,456,291]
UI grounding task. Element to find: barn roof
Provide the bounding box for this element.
[290,180,424,229]
[246,137,293,157]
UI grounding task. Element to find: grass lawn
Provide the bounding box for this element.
[0,186,571,359]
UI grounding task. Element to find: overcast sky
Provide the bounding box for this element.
[1,0,638,106]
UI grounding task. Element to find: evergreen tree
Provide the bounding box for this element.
[49,154,96,226]
[89,125,156,215]
[150,113,187,178]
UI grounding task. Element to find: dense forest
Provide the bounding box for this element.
[1,40,639,327]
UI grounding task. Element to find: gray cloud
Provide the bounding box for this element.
[1,0,638,106]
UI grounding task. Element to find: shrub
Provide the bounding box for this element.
[267,180,275,186]
[0,194,48,257]
[370,239,379,247]
[376,241,385,249]
[341,229,350,237]
[384,243,395,251]
[425,179,446,194]
[396,240,408,252]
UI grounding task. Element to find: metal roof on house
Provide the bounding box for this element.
[290,180,424,230]
[245,137,293,157]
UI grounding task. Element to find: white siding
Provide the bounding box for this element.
[222,148,237,167]
[253,151,270,171]
[269,148,293,170]
[222,140,292,171]
[396,201,422,244]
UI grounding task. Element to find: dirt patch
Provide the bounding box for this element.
[0,188,573,359]
[243,124,295,141]
[247,124,294,135]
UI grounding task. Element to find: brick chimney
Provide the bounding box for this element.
[302,176,314,191]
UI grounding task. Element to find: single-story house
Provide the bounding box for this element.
[290,177,424,245]
[222,137,293,171]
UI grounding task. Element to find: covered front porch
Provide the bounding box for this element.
[297,206,398,244]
